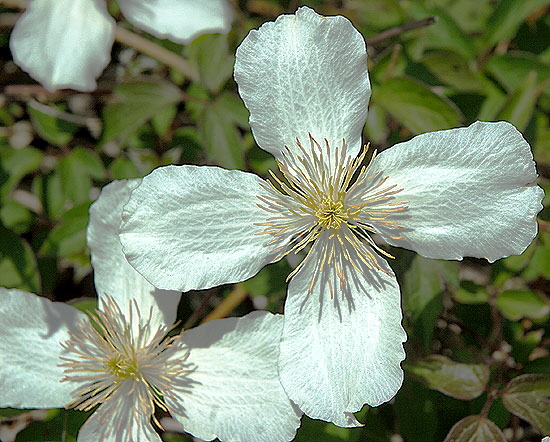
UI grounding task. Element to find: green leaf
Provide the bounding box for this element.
[501,373,550,433]
[453,281,489,304]
[484,0,550,48]
[58,147,105,205]
[407,8,475,61]
[186,34,234,93]
[374,77,463,134]
[294,409,368,442]
[0,145,43,200]
[485,53,550,95]
[200,97,245,169]
[151,104,177,137]
[0,223,41,292]
[406,355,490,400]
[443,415,507,442]
[422,51,483,92]
[347,0,403,30]
[109,156,141,180]
[39,203,90,259]
[364,103,388,144]
[69,297,98,315]
[15,409,89,442]
[27,104,78,146]
[497,70,542,131]
[101,81,182,145]
[403,256,458,348]
[495,290,549,321]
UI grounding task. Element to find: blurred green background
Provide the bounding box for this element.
[0,0,549,441]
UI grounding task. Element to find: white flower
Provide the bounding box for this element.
[0,180,301,442]
[9,0,233,92]
[119,7,545,427]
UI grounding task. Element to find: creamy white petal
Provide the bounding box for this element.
[234,6,370,160]
[369,121,544,262]
[118,0,233,44]
[120,165,278,292]
[167,311,302,442]
[77,398,161,442]
[279,238,406,427]
[0,288,87,408]
[88,179,181,332]
[10,0,115,92]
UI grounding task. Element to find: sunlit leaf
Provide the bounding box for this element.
[501,373,550,434]
[496,290,549,321]
[0,146,43,200]
[443,415,506,442]
[406,355,490,400]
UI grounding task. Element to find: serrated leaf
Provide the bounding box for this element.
[484,0,550,48]
[502,374,550,433]
[422,51,483,92]
[200,97,245,169]
[27,105,78,146]
[406,355,490,400]
[443,415,507,442]
[186,34,234,93]
[0,223,41,292]
[374,76,463,134]
[496,290,549,321]
[101,81,182,145]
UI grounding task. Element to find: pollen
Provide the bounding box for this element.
[256,134,408,292]
[59,296,189,437]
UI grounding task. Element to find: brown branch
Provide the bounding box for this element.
[366,16,438,46]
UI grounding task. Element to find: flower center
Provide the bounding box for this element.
[59,296,188,435]
[105,354,138,380]
[315,197,348,229]
[256,135,408,291]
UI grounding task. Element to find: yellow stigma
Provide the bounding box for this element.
[105,355,139,380]
[314,197,348,229]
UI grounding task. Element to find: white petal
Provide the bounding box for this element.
[118,0,233,44]
[120,165,278,292]
[279,239,406,427]
[370,121,544,262]
[234,6,371,160]
[87,179,181,331]
[10,0,115,92]
[0,288,87,408]
[77,399,161,442]
[167,311,302,442]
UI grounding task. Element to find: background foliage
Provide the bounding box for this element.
[0,0,549,441]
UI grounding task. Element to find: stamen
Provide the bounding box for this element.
[59,296,189,438]
[256,135,408,292]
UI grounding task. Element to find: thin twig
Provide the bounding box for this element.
[200,284,249,324]
[114,26,199,82]
[183,290,217,330]
[366,16,438,45]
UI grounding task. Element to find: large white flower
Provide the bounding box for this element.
[0,180,301,442]
[119,7,544,427]
[9,0,233,92]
